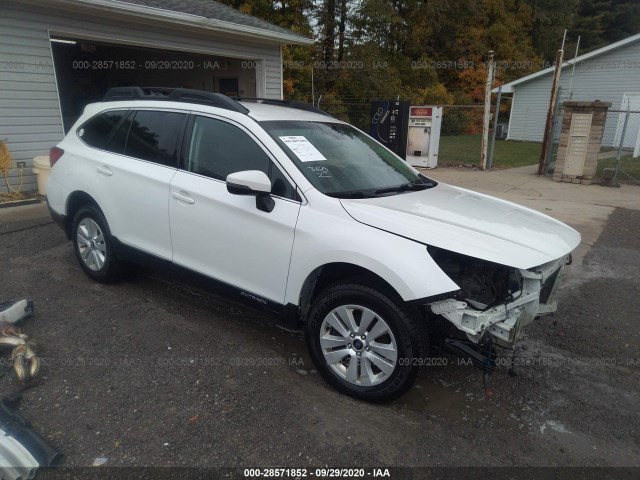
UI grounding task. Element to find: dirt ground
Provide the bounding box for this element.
[0,207,638,474]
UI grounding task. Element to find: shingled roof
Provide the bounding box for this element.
[115,0,312,43]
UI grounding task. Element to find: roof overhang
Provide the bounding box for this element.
[492,84,515,94]
[19,0,315,46]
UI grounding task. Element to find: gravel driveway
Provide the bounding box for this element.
[0,208,638,474]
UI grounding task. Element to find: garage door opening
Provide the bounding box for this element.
[50,36,259,132]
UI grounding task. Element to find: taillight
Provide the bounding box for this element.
[50,146,64,167]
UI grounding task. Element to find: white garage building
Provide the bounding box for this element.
[497,33,640,147]
[0,0,313,193]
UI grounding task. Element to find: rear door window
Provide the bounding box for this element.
[124,111,187,167]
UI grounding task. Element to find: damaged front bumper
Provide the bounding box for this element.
[429,256,569,347]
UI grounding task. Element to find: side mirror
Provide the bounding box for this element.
[226,170,271,195]
[226,170,275,213]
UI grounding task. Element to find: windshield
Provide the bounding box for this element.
[261,121,436,198]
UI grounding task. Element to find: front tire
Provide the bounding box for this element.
[306,281,427,402]
[72,206,122,282]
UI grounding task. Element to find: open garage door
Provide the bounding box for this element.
[50,36,259,132]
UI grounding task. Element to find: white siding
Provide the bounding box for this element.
[508,39,640,145]
[0,1,284,193]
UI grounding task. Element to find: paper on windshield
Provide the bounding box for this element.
[279,136,327,162]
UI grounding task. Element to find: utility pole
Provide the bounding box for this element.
[568,36,581,100]
[538,30,566,176]
[311,63,315,105]
[488,86,502,170]
[480,50,495,170]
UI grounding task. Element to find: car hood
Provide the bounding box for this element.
[340,183,581,269]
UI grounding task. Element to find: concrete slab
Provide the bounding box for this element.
[0,201,48,222]
[421,164,640,265]
[0,201,51,234]
[423,164,639,210]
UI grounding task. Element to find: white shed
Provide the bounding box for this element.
[496,33,640,147]
[0,0,313,193]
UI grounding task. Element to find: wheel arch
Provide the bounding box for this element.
[63,191,102,239]
[296,262,405,323]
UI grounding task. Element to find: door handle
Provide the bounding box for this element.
[172,191,195,205]
[96,166,113,176]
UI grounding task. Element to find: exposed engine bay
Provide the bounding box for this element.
[427,246,568,349]
[428,247,519,308]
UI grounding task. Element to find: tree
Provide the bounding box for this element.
[213,0,640,126]
[337,0,348,60]
[217,1,313,35]
[571,0,640,49]
[318,0,337,65]
[526,0,579,63]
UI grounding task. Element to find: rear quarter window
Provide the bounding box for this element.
[77,110,128,151]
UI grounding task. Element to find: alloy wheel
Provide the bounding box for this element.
[76,218,107,271]
[319,304,398,386]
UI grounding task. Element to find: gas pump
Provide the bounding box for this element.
[406,106,442,168]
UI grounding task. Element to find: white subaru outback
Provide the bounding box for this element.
[47,87,580,402]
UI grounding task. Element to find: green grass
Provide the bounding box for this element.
[438,134,541,169]
[437,134,640,182]
[595,155,640,184]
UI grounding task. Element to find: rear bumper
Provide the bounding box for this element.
[47,200,69,239]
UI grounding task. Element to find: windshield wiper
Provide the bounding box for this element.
[374,182,432,195]
[327,181,434,199]
[325,189,378,199]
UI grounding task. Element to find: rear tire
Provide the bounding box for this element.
[72,206,122,283]
[305,281,427,402]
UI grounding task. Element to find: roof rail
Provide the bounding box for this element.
[102,87,249,114]
[233,97,333,117]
